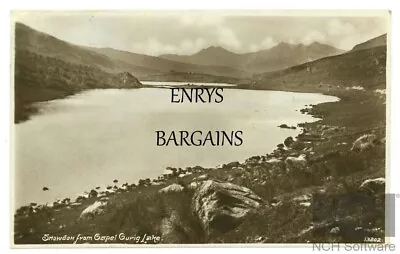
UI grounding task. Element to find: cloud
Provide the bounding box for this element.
[216,26,241,50]
[301,30,327,45]
[179,13,242,51]
[248,36,277,51]
[327,19,356,36]
[18,13,388,55]
[180,38,208,53]
[325,18,383,50]
[131,37,208,56]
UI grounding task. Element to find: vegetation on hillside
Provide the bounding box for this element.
[14,50,141,122]
[352,34,387,52]
[247,46,386,92]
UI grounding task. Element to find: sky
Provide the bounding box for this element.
[14,11,389,56]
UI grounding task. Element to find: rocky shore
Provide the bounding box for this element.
[14,87,386,244]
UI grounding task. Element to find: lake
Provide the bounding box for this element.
[14,85,338,208]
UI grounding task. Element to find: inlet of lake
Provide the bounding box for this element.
[14,82,339,208]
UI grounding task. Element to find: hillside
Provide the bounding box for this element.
[15,23,118,72]
[14,23,143,123]
[250,45,386,92]
[245,42,344,73]
[160,43,344,73]
[352,34,387,51]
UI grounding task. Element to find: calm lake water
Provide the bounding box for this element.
[14,85,338,208]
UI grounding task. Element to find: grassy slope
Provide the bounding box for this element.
[352,34,387,52]
[14,23,146,123]
[247,46,386,92]
[14,50,142,123]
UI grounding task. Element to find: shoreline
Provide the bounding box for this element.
[14,85,337,210]
[14,85,386,244]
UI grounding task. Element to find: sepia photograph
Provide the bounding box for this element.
[10,10,390,246]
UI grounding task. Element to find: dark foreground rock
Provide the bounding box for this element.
[192,180,265,237]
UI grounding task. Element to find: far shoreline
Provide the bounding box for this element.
[15,80,342,124]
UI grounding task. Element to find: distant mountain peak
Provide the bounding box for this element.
[206,45,224,50]
[273,42,306,49]
[276,42,290,47]
[310,41,323,46]
[198,45,234,54]
[274,41,336,49]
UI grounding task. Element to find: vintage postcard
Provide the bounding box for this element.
[11,10,391,247]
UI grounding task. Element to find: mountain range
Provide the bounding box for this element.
[15,23,248,79]
[252,34,387,91]
[13,22,387,122]
[15,23,347,78]
[160,42,344,73]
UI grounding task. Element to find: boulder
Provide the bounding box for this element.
[278,124,296,129]
[330,226,341,235]
[75,195,87,203]
[299,202,311,207]
[192,180,264,236]
[285,154,307,172]
[265,158,285,175]
[321,126,345,137]
[284,136,295,147]
[79,200,107,220]
[159,211,200,244]
[160,211,187,243]
[224,161,240,169]
[245,155,262,166]
[187,181,200,190]
[351,134,379,153]
[298,133,322,142]
[197,174,208,181]
[291,140,306,151]
[359,177,385,194]
[293,194,311,202]
[88,189,98,198]
[158,183,184,193]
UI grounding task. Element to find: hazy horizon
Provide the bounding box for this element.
[14,11,388,56]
